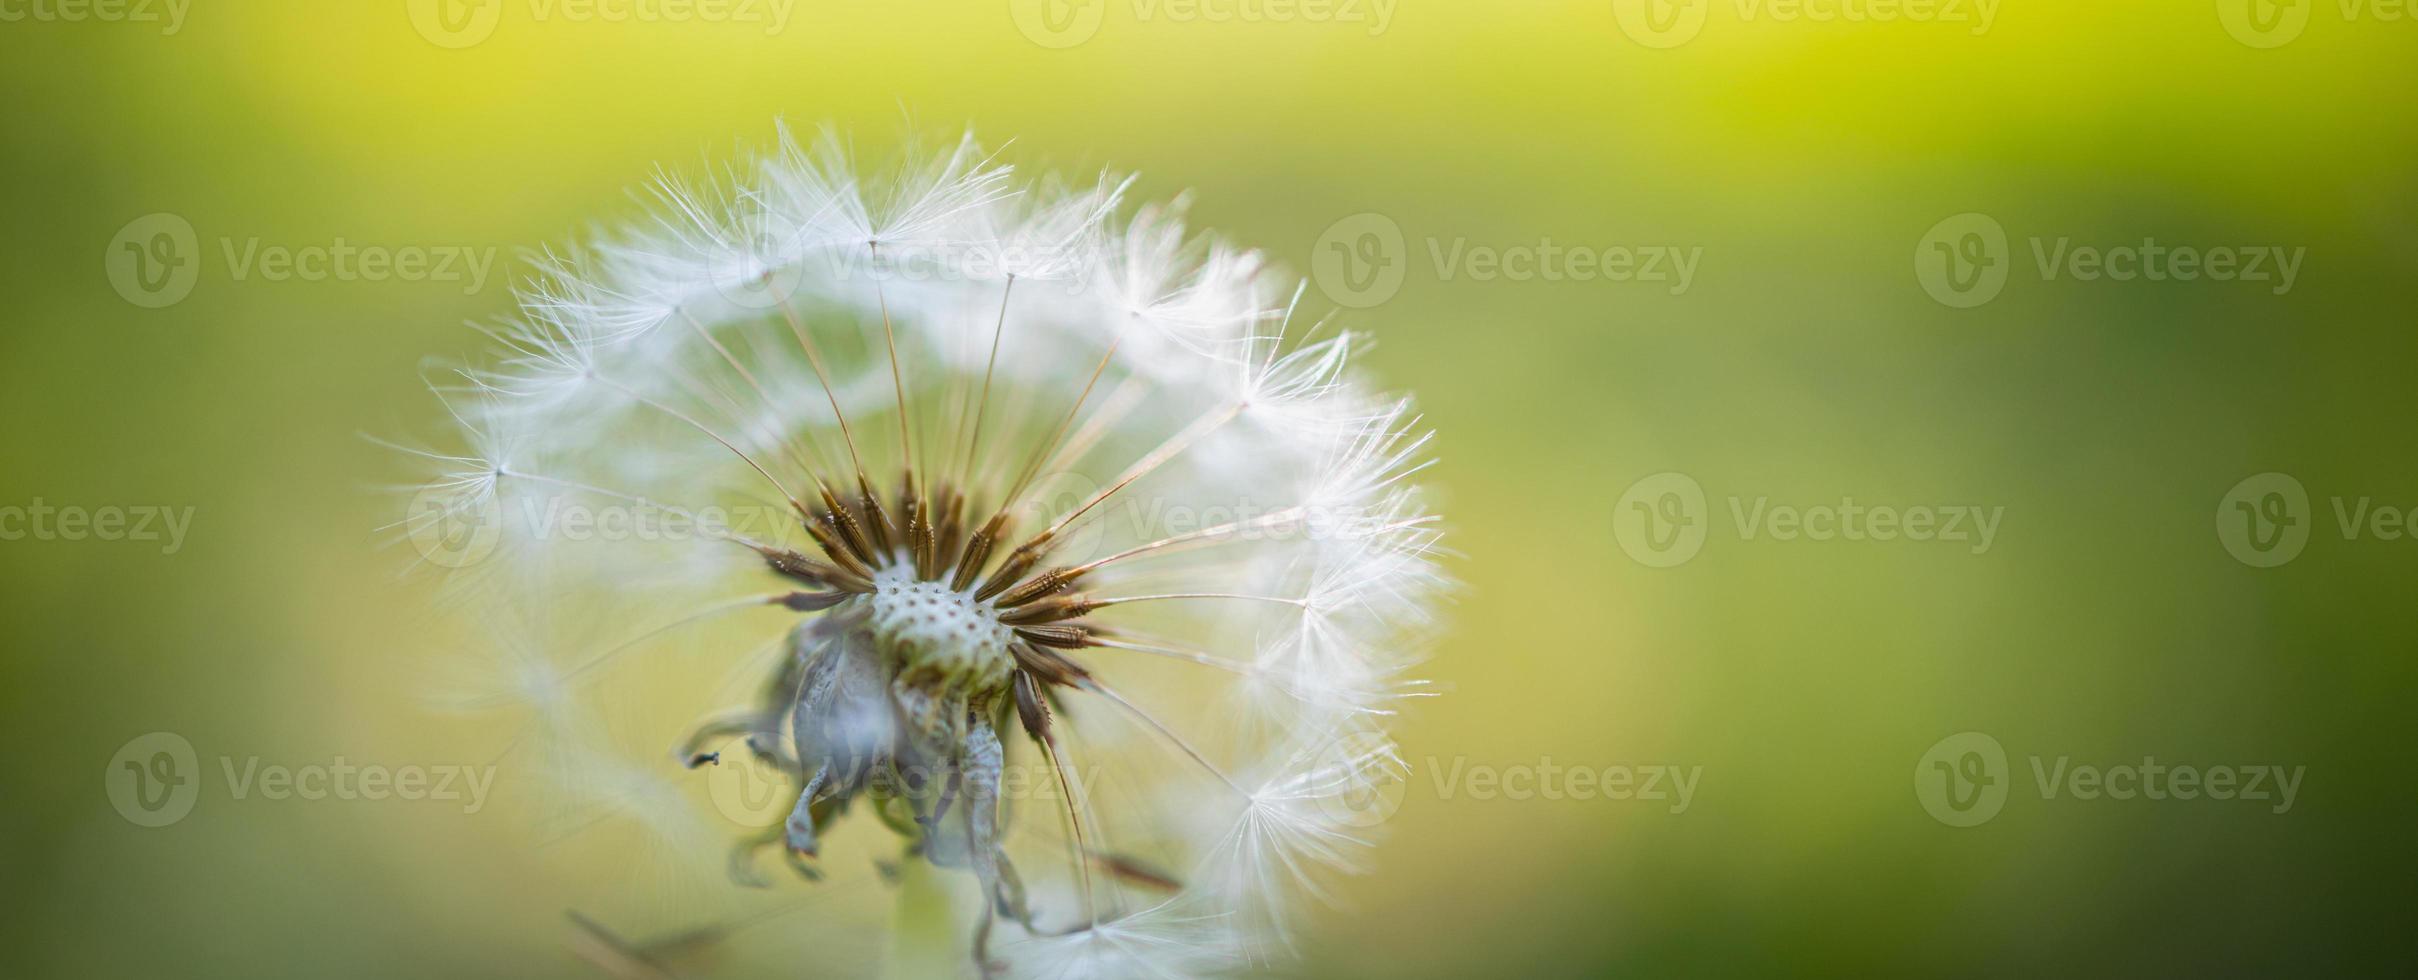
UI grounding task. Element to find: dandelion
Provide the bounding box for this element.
[398,123,1448,976]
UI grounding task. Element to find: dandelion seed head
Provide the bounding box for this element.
[397,123,1450,975]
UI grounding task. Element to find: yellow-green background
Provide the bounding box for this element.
[4,1,2413,975]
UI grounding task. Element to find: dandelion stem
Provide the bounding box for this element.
[679,308,826,477]
[592,375,808,517]
[959,274,1017,484]
[1083,638,1264,679]
[868,242,916,473]
[1070,507,1310,575]
[1090,592,1307,610]
[1079,678,1245,796]
[775,294,869,479]
[1035,731,1097,926]
[1035,402,1242,542]
[1001,338,1121,509]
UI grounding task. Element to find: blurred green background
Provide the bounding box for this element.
[4,1,2414,975]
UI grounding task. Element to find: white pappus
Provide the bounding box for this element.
[393,123,1450,977]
